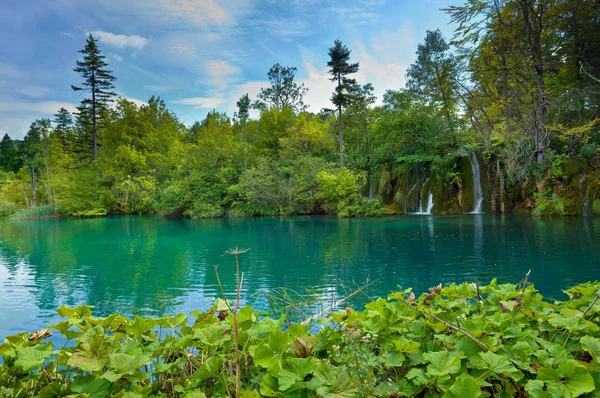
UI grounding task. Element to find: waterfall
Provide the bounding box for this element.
[580,174,590,217]
[414,179,434,215]
[406,181,418,213]
[417,178,430,213]
[583,185,591,217]
[468,152,484,213]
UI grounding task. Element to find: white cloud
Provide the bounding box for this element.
[299,63,336,113]
[15,85,51,99]
[125,97,148,107]
[109,53,123,62]
[162,0,231,26]
[0,62,26,79]
[174,97,228,109]
[91,31,150,51]
[203,60,241,89]
[0,101,77,114]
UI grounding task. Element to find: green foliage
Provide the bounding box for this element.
[9,205,60,220]
[533,189,566,217]
[2,281,600,397]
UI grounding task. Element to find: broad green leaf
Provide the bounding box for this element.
[260,374,281,397]
[107,352,152,375]
[424,351,463,377]
[193,356,224,381]
[14,346,54,371]
[476,351,523,381]
[525,380,552,398]
[71,375,111,398]
[385,351,405,368]
[443,373,482,398]
[183,392,207,398]
[580,336,600,363]
[194,324,230,346]
[268,329,289,352]
[68,351,107,372]
[253,345,281,373]
[406,368,429,385]
[537,359,595,397]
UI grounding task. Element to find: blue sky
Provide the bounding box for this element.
[0,0,459,139]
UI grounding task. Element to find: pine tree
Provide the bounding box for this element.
[53,107,73,154]
[327,40,359,169]
[72,34,116,161]
[235,93,251,169]
[0,134,22,173]
[21,119,50,206]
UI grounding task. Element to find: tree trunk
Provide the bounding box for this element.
[30,163,36,206]
[243,122,247,170]
[339,107,344,169]
[92,69,97,161]
[22,183,30,208]
[520,0,547,164]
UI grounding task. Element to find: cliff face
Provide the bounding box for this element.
[379,153,598,216]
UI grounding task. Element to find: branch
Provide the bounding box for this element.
[400,299,489,352]
[580,62,600,84]
[580,292,600,318]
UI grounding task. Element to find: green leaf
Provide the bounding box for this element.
[385,351,405,368]
[406,368,429,385]
[525,380,552,398]
[253,345,281,373]
[260,374,281,397]
[106,352,152,375]
[193,356,224,381]
[580,336,600,363]
[476,351,523,381]
[537,359,595,397]
[443,373,482,398]
[37,382,63,398]
[71,375,111,398]
[268,329,289,352]
[68,351,107,372]
[194,324,231,346]
[424,350,463,377]
[14,346,54,371]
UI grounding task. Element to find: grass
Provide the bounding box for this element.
[8,205,62,220]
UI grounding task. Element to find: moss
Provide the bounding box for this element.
[385,203,403,215]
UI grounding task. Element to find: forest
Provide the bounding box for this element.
[0,0,599,218]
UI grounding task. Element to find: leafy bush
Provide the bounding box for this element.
[2,280,600,397]
[338,197,386,217]
[533,189,566,216]
[9,205,61,220]
[315,168,361,214]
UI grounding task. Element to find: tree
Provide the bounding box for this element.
[72,33,116,160]
[345,83,377,198]
[327,40,360,169]
[257,64,308,113]
[0,134,22,173]
[21,119,51,206]
[53,107,74,154]
[235,93,251,169]
[406,30,460,133]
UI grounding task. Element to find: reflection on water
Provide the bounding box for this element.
[0,215,599,339]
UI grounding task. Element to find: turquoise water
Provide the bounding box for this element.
[0,215,599,339]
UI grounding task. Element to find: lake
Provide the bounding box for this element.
[0,214,599,340]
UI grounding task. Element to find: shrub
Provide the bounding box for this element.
[2,280,600,397]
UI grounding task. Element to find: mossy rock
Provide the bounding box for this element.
[385,203,403,215]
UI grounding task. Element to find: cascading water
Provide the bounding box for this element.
[468,152,484,213]
[583,185,591,217]
[414,179,434,215]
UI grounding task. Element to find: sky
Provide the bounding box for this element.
[0,0,460,139]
